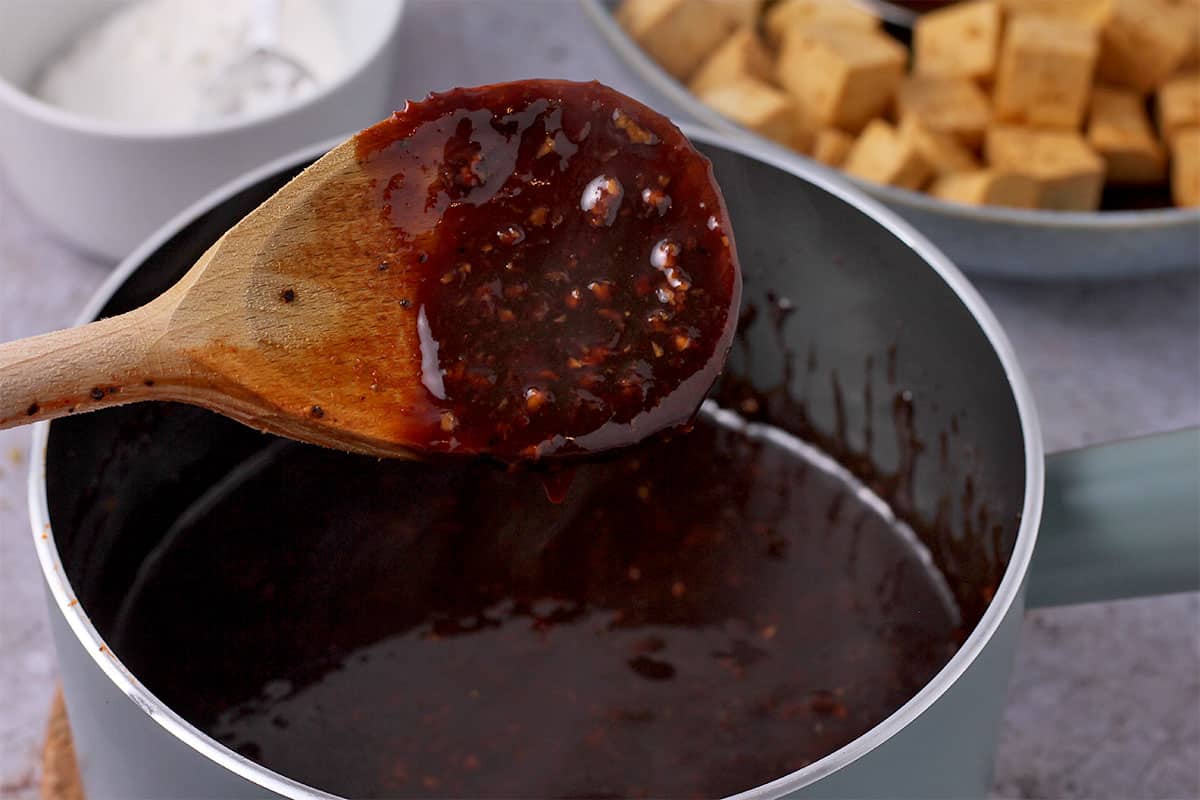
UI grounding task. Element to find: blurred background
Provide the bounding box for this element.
[1,2,1197,799]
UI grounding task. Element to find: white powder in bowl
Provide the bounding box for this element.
[33,0,346,128]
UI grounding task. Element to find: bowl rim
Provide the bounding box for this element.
[27,125,1044,799]
[580,0,1200,232]
[0,0,406,141]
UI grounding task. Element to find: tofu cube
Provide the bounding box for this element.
[696,78,800,146]
[788,105,820,154]
[997,0,1109,25]
[764,0,878,48]
[843,120,934,190]
[993,15,1098,129]
[930,170,1040,207]
[711,0,760,28]
[812,127,855,167]
[776,24,907,132]
[897,75,992,146]
[1094,0,1192,92]
[617,0,736,80]
[914,1,1002,81]
[986,125,1105,210]
[1157,70,1200,142]
[689,28,773,95]
[1170,127,1200,205]
[1163,0,1200,68]
[1087,85,1166,183]
[899,117,980,176]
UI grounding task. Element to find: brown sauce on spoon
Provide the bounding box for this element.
[355,81,739,460]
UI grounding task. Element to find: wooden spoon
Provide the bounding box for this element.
[0,80,740,461]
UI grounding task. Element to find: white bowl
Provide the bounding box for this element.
[0,0,406,260]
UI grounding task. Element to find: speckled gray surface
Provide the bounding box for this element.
[1,3,1198,799]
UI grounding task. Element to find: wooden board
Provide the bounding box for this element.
[41,688,84,800]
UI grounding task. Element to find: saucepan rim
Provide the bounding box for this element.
[26,124,1044,799]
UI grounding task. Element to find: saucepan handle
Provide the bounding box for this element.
[1025,428,1200,608]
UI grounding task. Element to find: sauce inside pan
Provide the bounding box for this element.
[111,403,962,799]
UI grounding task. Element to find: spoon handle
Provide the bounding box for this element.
[0,300,178,429]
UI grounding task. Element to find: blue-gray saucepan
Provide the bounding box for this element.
[29,129,1199,799]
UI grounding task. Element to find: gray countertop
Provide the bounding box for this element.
[2,3,1198,798]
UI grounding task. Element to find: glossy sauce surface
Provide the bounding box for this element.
[113,409,962,799]
[355,81,739,459]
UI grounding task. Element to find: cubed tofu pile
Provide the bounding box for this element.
[616,0,1200,209]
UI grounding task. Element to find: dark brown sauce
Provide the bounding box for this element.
[111,410,960,799]
[719,300,1005,626]
[355,81,739,460]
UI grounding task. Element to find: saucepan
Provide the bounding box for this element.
[29,129,1199,799]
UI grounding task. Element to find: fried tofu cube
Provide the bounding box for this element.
[930,170,1040,207]
[899,117,980,175]
[1087,85,1167,183]
[711,0,760,28]
[993,15,1098,129]
[617,0,736,80]
[776,24,906,132]
[996,0,1108,25]
[764,0,878,48]
[896,75,992,147]
[787,105,820,154]
[1158,70,1200,142]
[843,120,934,190]
[812,127,855,167]
[986,125,1105,210]
[1094,0,1192,92]
[696,78,799,145]
[689,28,773,95]
[1163,0,1200,68]
[914,1,1003,81]
[1170,127,1200,205]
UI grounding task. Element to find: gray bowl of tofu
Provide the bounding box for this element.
[583,0,1200,279]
